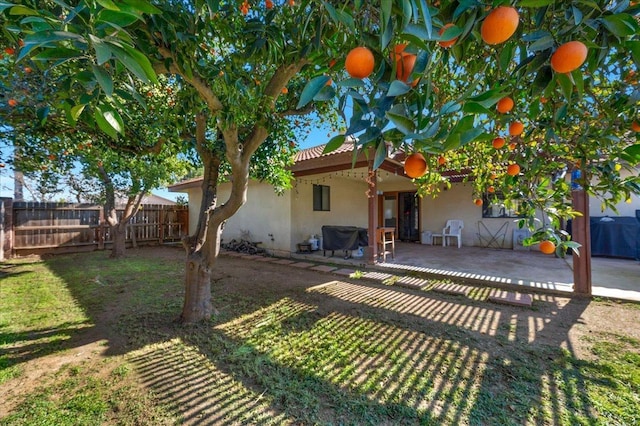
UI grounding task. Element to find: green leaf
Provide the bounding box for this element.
[381,15,394,51]
[106,41,157,83]
[620,144,640,165]
[443,132,460,150]
[463,102,492,115]
[556,73,573,102]
[121,0,161,14]
[94,105,124,139]
[70,104,86,122]
[313,85,336,101]
[32,47,81,61]
[297,75,331,109]
[36,106,50,124]
[9,5,38,15]
[499,44,514,72]
[571,69,584,98]
[92,64,113,96]
[416,0,432,39]
[357,127,382,146]
[336,78,366,88]
[459,128,484,146]
[532,65,553,93]
[387,80,411,97]
[95,0,120,11]
[529,35,554,52]
[0,2,15,13]
[386,111,415,134]
[518,0,554,6]
[423,118,440,138]
[601,14,639,38]
[90,35,112,64]
[440,101,461,115]
[323,134,346,154]
[96,9,140,27]
[373,139,387,170]
[628,41,640,67]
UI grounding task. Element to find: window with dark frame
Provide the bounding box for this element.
[482,190,524,218]
[313,184,330,211]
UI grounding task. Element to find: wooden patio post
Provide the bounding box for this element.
[367,166,378,263]
[571,188,592,295]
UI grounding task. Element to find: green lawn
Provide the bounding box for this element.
[1,248,638,425]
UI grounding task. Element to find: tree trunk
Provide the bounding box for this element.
[110,224,127,258]
[181,252,214,322]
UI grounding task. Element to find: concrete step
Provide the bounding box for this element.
[291,262,315,268]
[433,282,472,297]
[488,289,533,307]
[310,265,338,273]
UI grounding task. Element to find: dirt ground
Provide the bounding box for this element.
[2,246,640,422]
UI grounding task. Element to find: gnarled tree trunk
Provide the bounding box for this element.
[98,165,146,259]
[177,63,305,323]
[110,223,127,258]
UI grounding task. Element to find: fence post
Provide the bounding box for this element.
[159,207,165,244]
[0,198,13,260]
[97,205,105,250]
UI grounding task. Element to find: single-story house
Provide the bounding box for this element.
[168,141,639,258]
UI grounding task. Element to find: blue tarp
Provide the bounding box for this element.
[568,216,639,259]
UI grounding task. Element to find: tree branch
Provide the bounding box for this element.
[154,46,224,113]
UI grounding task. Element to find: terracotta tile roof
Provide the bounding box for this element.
[294,137,356,162]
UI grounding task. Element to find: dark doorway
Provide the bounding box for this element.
[398,192,420,241]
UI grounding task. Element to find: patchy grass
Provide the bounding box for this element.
[1,248,639,425]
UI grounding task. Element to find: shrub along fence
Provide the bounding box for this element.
[0,198,188,259]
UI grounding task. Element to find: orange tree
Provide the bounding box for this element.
[1,0,638,321]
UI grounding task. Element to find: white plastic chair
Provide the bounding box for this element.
[442,220,464,248]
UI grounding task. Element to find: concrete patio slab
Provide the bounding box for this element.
[255,257,277,262]
[291,242,639,302]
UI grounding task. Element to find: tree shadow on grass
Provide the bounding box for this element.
[2,248,612,424]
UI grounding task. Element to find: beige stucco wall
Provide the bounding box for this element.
[183,187,202,236]
[290,175,369,249]
[179,182,291,254]
[377,180,523,248]
[215,181,292,254]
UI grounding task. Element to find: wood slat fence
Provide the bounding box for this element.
[0,198,188,258]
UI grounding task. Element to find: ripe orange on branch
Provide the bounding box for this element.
[550,41,588,73]
[404,153,428,178]
[345,47,375,79]
[392,43,418,86]
[631,121,640,132]
[481,6,519,45]
[506,164,520,176]
[496,96,514,113]
[509,121,524,136]
[539,240,556,255]
[474,199,483,206]
[492,137,505,149]
[8,98,18,107]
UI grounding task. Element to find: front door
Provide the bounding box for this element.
[398,192,420,241]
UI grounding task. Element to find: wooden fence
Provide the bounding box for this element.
[0,198,188,258]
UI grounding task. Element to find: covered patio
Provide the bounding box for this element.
[292,242,640,302]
